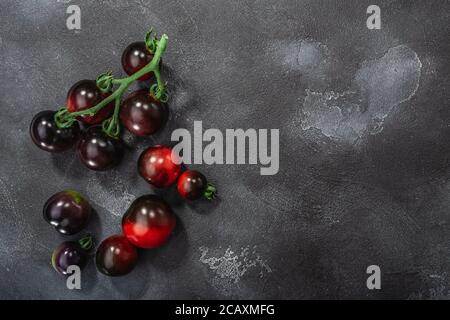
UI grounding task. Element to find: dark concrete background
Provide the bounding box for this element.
[0,0,449,299]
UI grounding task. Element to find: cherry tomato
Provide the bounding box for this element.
[43,190,91,235]
[30,110,80,152]
[77,126,123,171]
[52,241,88,276]
[138,145,181,188]
[121,42,154,81]
[96,235,138,277]
[122,195,176,248]
[67,80,114,124]
[120,89,168,136]
[177,170,208,200]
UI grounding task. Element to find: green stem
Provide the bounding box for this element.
[203,183,217,200]
[68,91,117,118]
[54,32,169,138]
[150,68,168,102]
[103,97,121,138]
[153,68,162,88]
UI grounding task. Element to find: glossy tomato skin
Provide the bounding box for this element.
[67,80,114,124]
[77,126,123,171]
[96,235,138,277]
[121,42,154,81]
[177,170,208,200]
[138,145,181,188]
[120,90,168,136]
[122,195,176,249]
[52,241,87,276]
[30,110,80,152]
[43,190,91,235]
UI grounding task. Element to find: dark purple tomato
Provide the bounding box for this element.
[77,126,123,171]
[120,89,168,136]
[121,42,154,81]
[43,190,91,235]
[52,241,88,276]
[177,170,208,200]
[30,110,80,152]
[96,235,138,277]
[67,80,114,125]
[138,145,182,188]
[122,195,176,249]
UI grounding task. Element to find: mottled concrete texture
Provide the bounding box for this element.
[0,0,449,299]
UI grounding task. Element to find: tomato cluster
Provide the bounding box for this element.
[33,30,217,278]
[30,56,167,171]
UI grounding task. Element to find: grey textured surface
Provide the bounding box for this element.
[0,0,449,299]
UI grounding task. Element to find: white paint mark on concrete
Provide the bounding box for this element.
[199,246,272,296]
[275,39,335,86]
[86,174,135,217]
[355,45,422,119]
[297,45,422,143]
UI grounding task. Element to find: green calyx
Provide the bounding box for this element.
[203,183,217,200]
[78,235,93,251]
[96,71,114,93]
[54,29,169,139]
[145,28,158,54]
[65,190,85,205]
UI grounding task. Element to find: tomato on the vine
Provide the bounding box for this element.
[121,42,154,81]
[120,89,168,136]
[67,80,114,124]
[30,110,80,152]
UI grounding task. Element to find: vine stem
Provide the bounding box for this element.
[103,97,121,137]
[55,33,169,138]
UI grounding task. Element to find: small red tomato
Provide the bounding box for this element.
[122,195,176,249]
[138,145,181,188]
[66,80,114,124]
[177,170,208,200]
